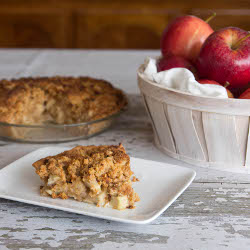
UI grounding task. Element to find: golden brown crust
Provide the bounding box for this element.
[33,144,139,209]
[0,76,127,125]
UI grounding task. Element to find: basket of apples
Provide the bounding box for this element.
[137,14,250,173]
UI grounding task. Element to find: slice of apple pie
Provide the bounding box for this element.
[33,144,139,210]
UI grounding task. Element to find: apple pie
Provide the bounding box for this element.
[0,76,127,125]
[33,144,140,210]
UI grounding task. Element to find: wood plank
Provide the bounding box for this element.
[244,119,250,167]
[145,98,176,153]
[189,9,250,31]
[166,105,206,161]
[235,116,249,167]
[0,9,72,48]
[1,0,250,14]
[0,182,250,249]
[75,9,181,49]
[202,113,243,166]
[0,1,250,49]
[192,110,209,161]
[141,95,161,146]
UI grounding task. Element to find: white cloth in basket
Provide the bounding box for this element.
[143,57,228,98]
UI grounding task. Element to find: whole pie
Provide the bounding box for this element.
[33,144,140,210]
[0,76,127,125]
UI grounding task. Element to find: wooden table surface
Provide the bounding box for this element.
[0,50,249,250]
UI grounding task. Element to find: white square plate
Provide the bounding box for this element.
[0,147,195,224]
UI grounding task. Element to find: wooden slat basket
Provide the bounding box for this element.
[137,64,250,173]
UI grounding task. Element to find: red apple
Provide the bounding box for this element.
[239,88,250,99]
[161,15,214,63]
[196,27,250,96]
[157,55,197,76]
[198,79,234,98]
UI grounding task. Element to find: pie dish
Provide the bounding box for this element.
[33,144,140,210]
[0,76,127,142]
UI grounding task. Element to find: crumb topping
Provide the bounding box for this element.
[0,76,127,125]
[33,144,139,209]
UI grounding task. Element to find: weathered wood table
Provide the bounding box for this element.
[0,50,249,249]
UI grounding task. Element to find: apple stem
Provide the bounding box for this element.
[232,32,250,50]
[205,13,216,23]
[224,81,230,88]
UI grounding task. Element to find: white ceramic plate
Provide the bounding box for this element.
[0,147,195,224]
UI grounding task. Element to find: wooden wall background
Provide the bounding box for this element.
[0,0,249,49]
